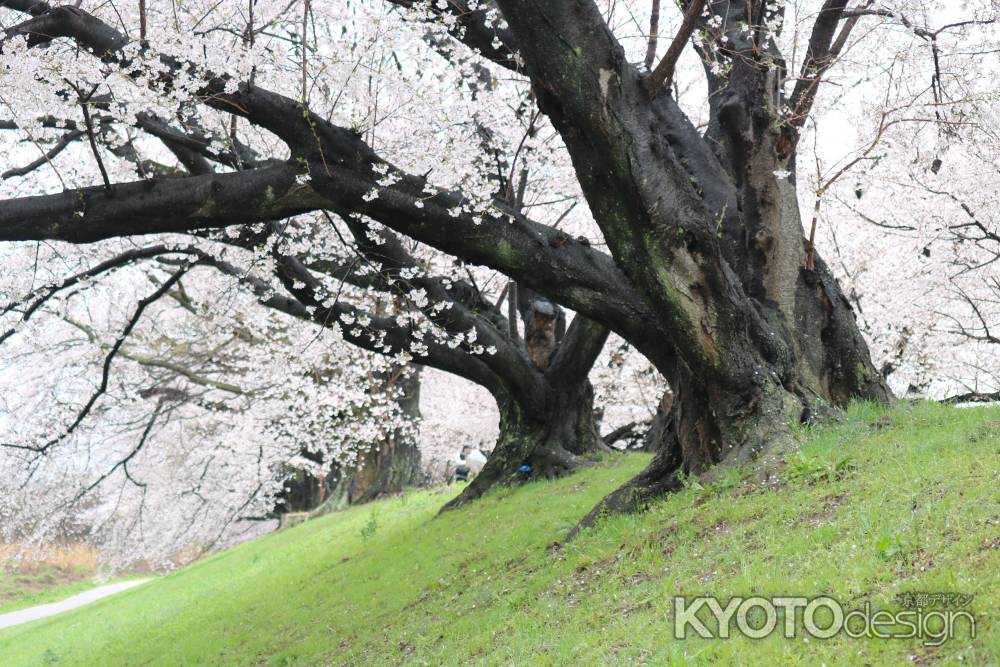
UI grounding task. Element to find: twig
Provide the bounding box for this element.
[68,399,164,505]
[78,87,112,191]
[1,129,83,180]
[1,245,193,345]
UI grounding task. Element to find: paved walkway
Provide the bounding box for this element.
[0,578,151,630]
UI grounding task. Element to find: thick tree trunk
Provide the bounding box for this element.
[477,1,893,530]
[0,0,896,532]
[440,378,606,511]
[436,298,610,511]
[576,255,891,531]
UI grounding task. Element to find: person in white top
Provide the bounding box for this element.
[450,445,489,482]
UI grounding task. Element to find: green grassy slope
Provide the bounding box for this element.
[1,401,997,666]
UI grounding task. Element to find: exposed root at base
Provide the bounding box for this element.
[438,445,592,514]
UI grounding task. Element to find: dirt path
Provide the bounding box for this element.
[0,578,151,630]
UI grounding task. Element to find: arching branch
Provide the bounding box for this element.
[338,215,534,391]
[62,316,245,395]
[192,251,507,395]
[1,245,187,345]
[0,0,663,372]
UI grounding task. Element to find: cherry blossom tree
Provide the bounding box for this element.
[0,0,625,550]
[0,204,616,559]
[0,253,417,567]
[794,2,1000,401]
[213,216,614,510]
[2,0,997,537]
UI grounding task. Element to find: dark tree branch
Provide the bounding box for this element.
[545,314,609,386]
[602,420,647,447]
[0,162,321,242]
[134,113,259,171]
[941,391,1000,405]
[644,0,661,70]
[942,283,1000,346]
[1,129,84,180]
[507,280,519,340]
[269,253,512,396]
[78,89,112,191]
[3,5,127,56]
[0,0,51,15]
[646,0,705,97]
[340,216,506,328]
[789,0,863,129]
[134,115,215,175]
[386,0,523,74]
[339,215,525,377]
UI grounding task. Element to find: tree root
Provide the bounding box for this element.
[439,442,589,514]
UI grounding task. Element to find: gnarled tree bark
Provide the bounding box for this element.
[487,0,892,526]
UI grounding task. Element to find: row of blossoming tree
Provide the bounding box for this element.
[0,0,996,564]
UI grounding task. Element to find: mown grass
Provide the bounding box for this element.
[0,401,997,665]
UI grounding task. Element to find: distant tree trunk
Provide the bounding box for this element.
[331,366,424,506]
[282,366,424,516]
[277,467,327,514]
